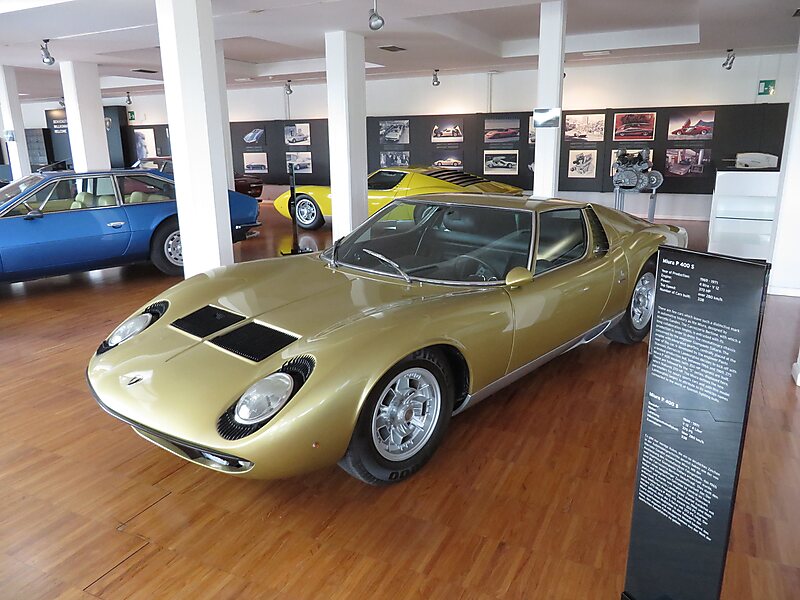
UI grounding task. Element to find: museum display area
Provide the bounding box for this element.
[0,1,799,599]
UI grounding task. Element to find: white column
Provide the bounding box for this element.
[155,0,233,277]
[59,61,110,172]
[215,41,235,190]
[325,30,368,240]
[792,348,799,386]
[532,0,566,198]
[0,66,31,179]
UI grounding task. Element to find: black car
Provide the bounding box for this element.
[132,157,263,199]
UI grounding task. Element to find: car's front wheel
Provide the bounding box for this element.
[605,257,656,344]
[338,348,454,485]
[294,194,325,230]
[150,218,184,277]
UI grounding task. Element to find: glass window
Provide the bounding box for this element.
[329,200,532,284]
[118,175,176,204]
[0,174,44,206]
[368,170,406,191]
[5,176,116,216]
[535,209,587,275]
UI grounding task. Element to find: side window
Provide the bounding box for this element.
[535,209,587,275]
[118,176,176,204]
[368,171,406,191]
[39,176,116,213]
[5,181,61,216]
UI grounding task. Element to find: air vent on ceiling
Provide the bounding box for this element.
[131,68,159,74]
[379,45,406,52]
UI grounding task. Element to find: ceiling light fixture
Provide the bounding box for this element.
[432,69,440,87]
[582,50,611,57]
[722,48,736,70]
[40,39,55,66]
[368,0,385,31]
[58,97,65,107]
[125,91,132,105]
[284,80,293,95]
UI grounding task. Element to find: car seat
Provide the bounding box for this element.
[75,191,95,207]
[128,191,146,204]
[96,195,117,207]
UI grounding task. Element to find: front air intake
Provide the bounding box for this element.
[171,305,245,338]
[210,322,298,362]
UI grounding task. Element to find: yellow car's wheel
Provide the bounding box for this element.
[338,348,454,485]
[295,195,325,230]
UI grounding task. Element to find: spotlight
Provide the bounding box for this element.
[368,0,384,31]
[125,91,132,105]
[284,80,293,95]
[58,97,65,107]
[722,48,736,70]
[432,69,440,87]
[40,39,55,66]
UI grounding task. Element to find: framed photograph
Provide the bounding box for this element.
[133,128,157,160]
[432,149,463,171]
[528,116,536,144]
[483,150,518,175]
[431,118,463,143]
[613,112,656,141]
[243,152,268,174]
[533,108,561,128]
[610,148,645,176]
[284,123,311,146]
[665,148,712,177]
[567,149,597,178]
[285,151,312,173]
[484,118,520,144]
[379,120,409,144]
[242,128,265,145]
[564,113,605,142]
[380,150,410,168]
[668,109,715,141]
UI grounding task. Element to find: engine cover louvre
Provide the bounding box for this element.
[171,305,245,338]
[210,322,298,362]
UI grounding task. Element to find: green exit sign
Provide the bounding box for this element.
[127,110,136,121]
[758,80,776,96]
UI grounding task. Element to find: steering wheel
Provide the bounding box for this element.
[455,254,500,281]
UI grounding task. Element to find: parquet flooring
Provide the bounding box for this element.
[0,206,796,599]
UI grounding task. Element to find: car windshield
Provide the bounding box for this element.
[326,200,533,284]
[0,174,45,205]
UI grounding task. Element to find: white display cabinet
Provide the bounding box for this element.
[708,172,780,260]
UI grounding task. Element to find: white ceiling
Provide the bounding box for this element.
[0,0,797,101]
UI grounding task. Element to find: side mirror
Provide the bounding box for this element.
[24,209,43,220]
[505,266,534,288]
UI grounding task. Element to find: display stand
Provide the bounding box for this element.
[282,162,313,256]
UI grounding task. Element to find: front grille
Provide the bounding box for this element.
[171,305,245,338]
[217,355,315,440]
[210,322,297,362]
[97,300,169,355]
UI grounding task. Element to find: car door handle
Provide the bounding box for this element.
[107,221,125,229]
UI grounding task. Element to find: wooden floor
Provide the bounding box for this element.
[0,207,797,599]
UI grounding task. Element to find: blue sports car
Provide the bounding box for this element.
[0,169,260,282]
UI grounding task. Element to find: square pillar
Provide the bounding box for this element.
[156,0,233,277]
[59,61,111,172]
[0,66,32,179]
[215,40,235,190]
[532,0,566,198]
[325,30,368,240]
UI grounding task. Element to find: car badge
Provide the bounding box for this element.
[123,375,143,386]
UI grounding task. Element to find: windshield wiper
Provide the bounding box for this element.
[363,249,411,283]
[330,238,341,268]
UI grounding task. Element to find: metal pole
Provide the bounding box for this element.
[288,162,300,254]
[648,190,657,222]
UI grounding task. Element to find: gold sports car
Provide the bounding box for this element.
[273,167,522,230]
[88,194,688,485]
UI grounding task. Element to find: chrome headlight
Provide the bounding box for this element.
[234,372,294,425]
[107,313,153,347]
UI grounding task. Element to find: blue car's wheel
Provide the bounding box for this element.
[151,219,183,277]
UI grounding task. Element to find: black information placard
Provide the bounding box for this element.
[622,247,769,600]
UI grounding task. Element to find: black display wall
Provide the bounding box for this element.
[45,106,136,168]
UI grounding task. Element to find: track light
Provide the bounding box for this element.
[432,69,440,87]
[368,0,385,31]
[722,49,736,70]
[125,92,132,105]
[284,80,293,95]
[40,39,55,66]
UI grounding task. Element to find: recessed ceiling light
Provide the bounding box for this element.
[18,93,29,96]
[582,50,611,57]
[378,45,406,52]
[234,77,253,82]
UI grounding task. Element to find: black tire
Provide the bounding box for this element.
[294,194,325,230]
[605,257,656,344]
[338,348,454,485]
[150,218,184,277]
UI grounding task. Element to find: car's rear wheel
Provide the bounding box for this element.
[605,257,656,344]
[338,348,454,485]
[294,195,324,230]
[150,218,184,277]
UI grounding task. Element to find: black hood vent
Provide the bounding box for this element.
[210,322,297,362]
[171,305,245,338]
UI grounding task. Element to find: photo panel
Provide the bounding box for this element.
[243,152,268,173]
[242,127,265,145]
[432,149,464,170]
[483,149,519,175]
[379,120,410,144]
[668,109,715,141]
[484,118,520,144]
[284,123,311,145]
[431,118,463,143]
[564,113,605,142]
[286,151,312,173]
[528,116,536,144]
[665,148,712,177]
[133,128,156,160]
[380,150,410,168]
[613,112,656,142]
[567,149,598,178]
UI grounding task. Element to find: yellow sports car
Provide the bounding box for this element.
[88,194,687,485]
[273,167,522,229]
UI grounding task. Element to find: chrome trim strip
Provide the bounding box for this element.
[453,312,624,415]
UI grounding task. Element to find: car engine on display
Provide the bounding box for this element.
[88,193,687,485]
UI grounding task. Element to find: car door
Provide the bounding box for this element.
[505,208,614,373]
[366,170,407,214]
[0,175,131,278]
